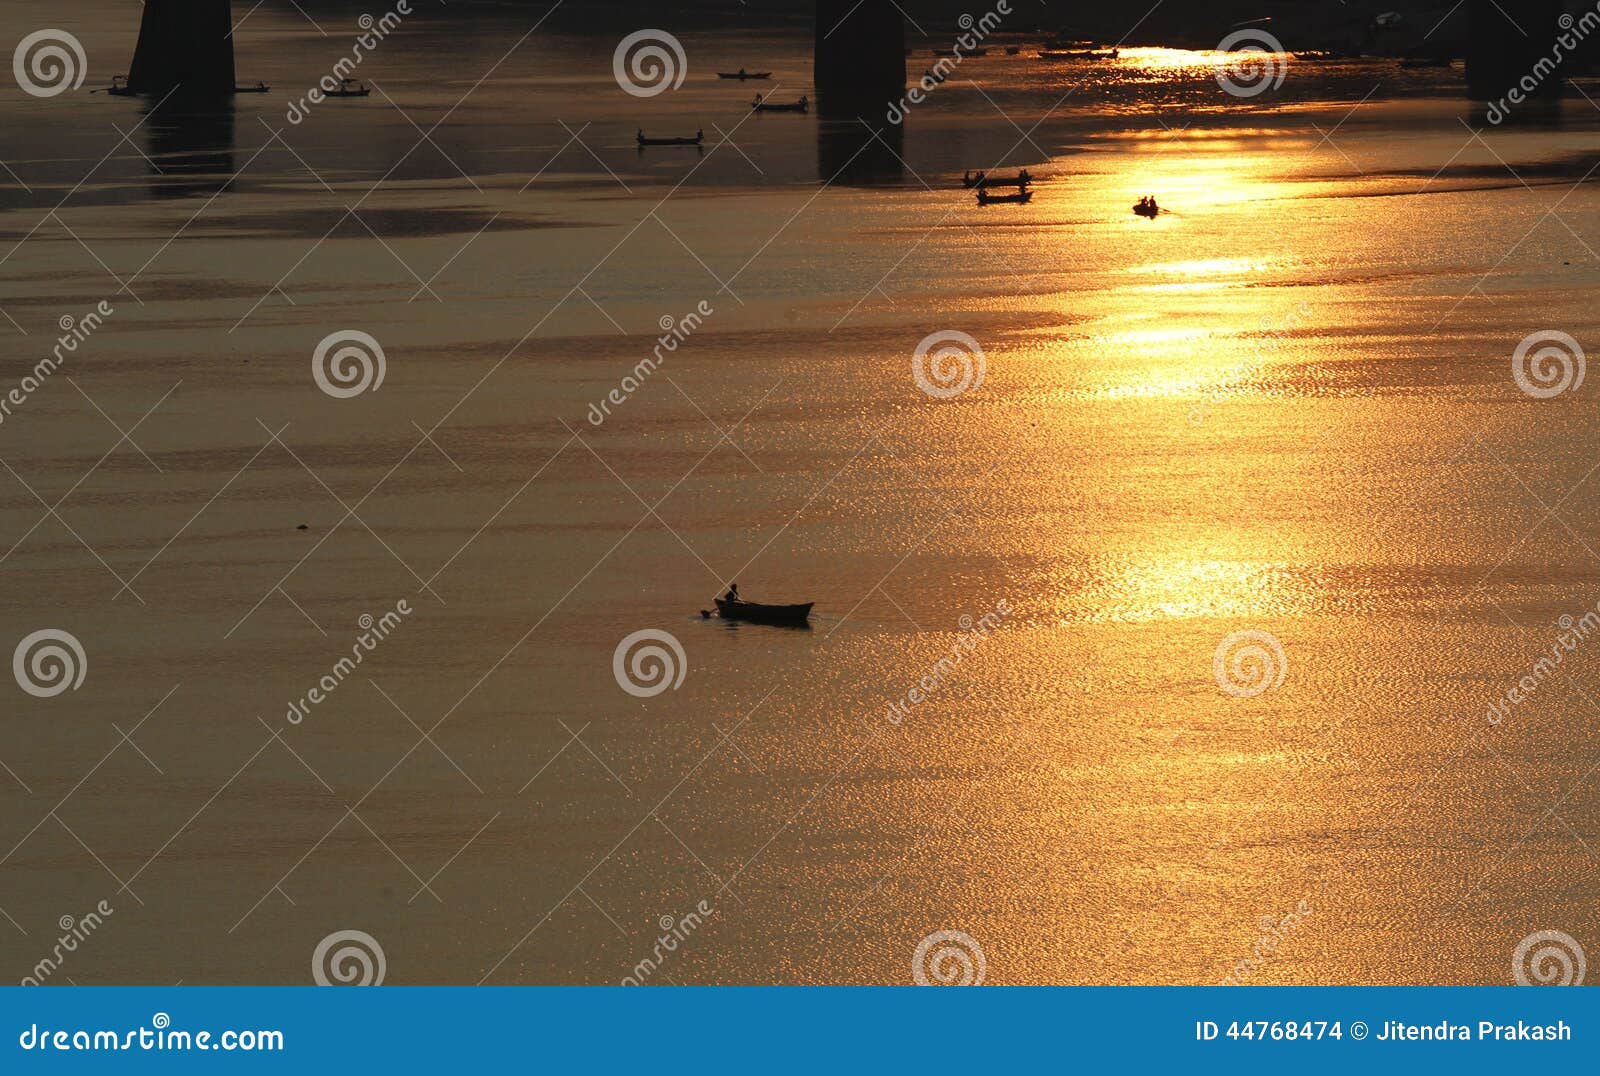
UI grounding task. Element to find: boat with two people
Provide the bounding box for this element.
[963,168,1033,190]
[324,77,371,98]
[1134,195,1162,218]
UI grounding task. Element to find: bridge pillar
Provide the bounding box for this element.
[1467,0,1563,108]
[127,0,237,96]
[815,0,906,119]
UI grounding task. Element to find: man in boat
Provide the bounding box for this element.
[723,583,740,603]
[1018,168,1033,185]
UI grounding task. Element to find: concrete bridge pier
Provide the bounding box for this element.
[814,0,906,119]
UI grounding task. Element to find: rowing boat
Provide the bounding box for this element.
[324,77,371,98]
[977,189,1033,205]
[713,598,814,625]
[752,94,808,113]
[637,130,704,146]
[1038,49,1118,60]
[963,170,1033,189]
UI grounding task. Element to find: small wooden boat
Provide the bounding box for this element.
[637,129,704,147]
[933,47,988,57]
[93,76,136,96]
[752,93,808,113]
[1038,48,1118,60]
[977,189,1033,205]
[324,77,370,98]
[717,69,772,80]
[1133,200,1161,218]
[963,170,1033,189]
[713,598,814,625]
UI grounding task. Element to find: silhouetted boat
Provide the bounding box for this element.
[717,69,772,80]
[752,93,808,112]
[714,598,814,625]
[977,189,1033,205]
[637,129,704,146]
[95,75,268,96]
[1038,48,1118,60]
[963,169,1033,189]
[324,78,370,97]
[1133,199,1161,218]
